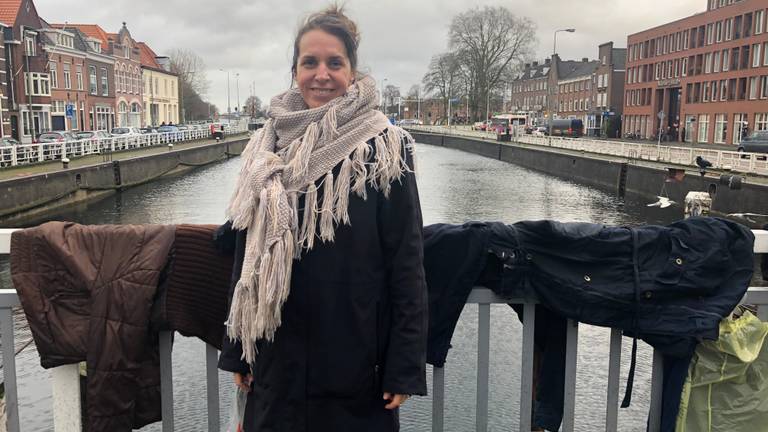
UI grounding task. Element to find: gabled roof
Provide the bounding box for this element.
[52,23,110,46]
[136,42,161,69]
[0,0,23,27]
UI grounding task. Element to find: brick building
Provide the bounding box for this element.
[590,42,627,137]
[51,23,116,131]
[509,59,551,125]
[555,57,601,128]
[1,0,51,143]
[41,24,88,132]
[624,0,768,144]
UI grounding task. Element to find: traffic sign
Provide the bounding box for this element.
[66,104,75,118]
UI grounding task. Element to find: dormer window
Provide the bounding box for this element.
[124,45,129,59]
[90,41,101,53]
[24,36,35,56]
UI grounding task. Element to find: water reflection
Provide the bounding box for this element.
[4,143,686,431]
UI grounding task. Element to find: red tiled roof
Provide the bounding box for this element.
[51,23,109,46]
[136,42,161,69]
[0,0,23,27]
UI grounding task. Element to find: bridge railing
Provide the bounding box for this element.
[0,228,767,431]
[408,125,768,177]
[0,122,249,169]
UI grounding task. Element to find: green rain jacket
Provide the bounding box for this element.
[676,312,768,432]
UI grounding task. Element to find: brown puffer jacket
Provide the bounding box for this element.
[11,222,175,431]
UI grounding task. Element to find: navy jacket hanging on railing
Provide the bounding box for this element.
[423,217,754,431]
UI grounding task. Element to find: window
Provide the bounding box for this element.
[698,114,710,143]
[63,64,71,89]
[712,80,719,101]
[723,49,730,71]
[757,113,768,131]
[682,57,688,76]
[714,51,721,73]
[24,72,50,96]
[753,44,762,67]
[705,53,712,73]
[765,42,768,66]
[76,67,83,91]
[725,18,733,40]
[706,23,714,45]
[716,21,723,42]
[735,15,743,39]
[704,82,711,102]
[745,13,753,38]
[757,10,765,35]
[750,76,759,99]
[721,80,728,101]
[124,45,129,59]
[49,62,58,88]
[715,114,727,144]
[101,67,108,96]
[734,113,748,144]
[762,76,768,99]
[89,66,97,95]
[694,82,702,102]
[655,63,661,80]
[25,36,35,56]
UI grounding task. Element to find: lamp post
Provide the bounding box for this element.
[235,72,240,117]
[549,28,576,139]
[219,68,231,118]
[380,78,388,115]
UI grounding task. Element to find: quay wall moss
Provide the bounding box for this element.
[412,131,768,217]
[0,138,248,226]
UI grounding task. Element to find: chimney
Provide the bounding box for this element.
[532,61,538,67]
[545,58,551,65]
[582,57,589,62]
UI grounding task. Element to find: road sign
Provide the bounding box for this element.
[657,110,665,120]
[65,104,75,118]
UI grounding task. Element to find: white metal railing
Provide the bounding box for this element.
[408,125,768,177]
[0,122,249,169]
[0,228,767,431]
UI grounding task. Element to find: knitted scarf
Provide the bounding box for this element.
[225,76,413,364]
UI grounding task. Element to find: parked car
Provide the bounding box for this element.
[397,119,421,126]
[0,137,20,146]
[36,131,78,143]
[738,131,768,153]
[111,127,142,136]
[544,119,584,138]
[74,131,110,140]
[210,123,227,139]
[158,125,182,141]
[140,127,158,134]
[532,126,548,136]
[472,121,488,131]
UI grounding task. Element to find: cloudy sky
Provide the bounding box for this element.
[36,0,704,112]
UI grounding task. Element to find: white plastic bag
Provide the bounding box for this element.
[226,387,248,432]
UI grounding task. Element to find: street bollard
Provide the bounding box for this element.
[62,157,70,169]
[168,144,174,152]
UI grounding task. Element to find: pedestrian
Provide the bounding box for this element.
[160,121,166,126]
[218,5,427,432]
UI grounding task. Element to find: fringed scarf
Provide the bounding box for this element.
[225,75,414,364]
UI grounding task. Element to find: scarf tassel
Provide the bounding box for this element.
[334,158,352,225]
[350,142,370,200]
[299,184,318,251]
[319,171,335,242]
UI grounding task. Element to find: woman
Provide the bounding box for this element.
[218,5,427,431]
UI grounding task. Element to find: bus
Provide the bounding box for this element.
[488,114,528,135]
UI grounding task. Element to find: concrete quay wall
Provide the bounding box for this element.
[0,138,248,226]
[412,132,768,218]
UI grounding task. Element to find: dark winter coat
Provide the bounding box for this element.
[218,142,428,432]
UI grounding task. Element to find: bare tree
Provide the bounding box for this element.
[382,84,400,115]
[422,52,461,122]
[168,48,211,123]
[407,84,420,99]
[449,6,536,120]
[244,95,264,118]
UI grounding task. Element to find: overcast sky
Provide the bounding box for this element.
[36,0,704,113]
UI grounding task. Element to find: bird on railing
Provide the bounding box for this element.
[695,156,713,177]
[647,196,675,208]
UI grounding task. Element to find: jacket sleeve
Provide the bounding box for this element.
[377,142,428,396]
[217,229,252,375]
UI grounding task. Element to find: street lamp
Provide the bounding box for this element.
[219,68,231,118]
[548,28,576,138]
[235,72,240,117]
[381,78,388,116]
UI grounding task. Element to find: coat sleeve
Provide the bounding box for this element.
[217,229,252,376]
[377,142,428,396]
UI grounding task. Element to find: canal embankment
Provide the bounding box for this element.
[411,131,768,221]
[0,134,249,226]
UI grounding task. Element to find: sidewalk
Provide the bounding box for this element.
[0,134,249,181]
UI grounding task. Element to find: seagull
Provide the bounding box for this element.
[647,196,675,208]
[695,156,713,176]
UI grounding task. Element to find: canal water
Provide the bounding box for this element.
[2,143,683,431]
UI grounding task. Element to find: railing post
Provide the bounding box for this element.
[432,366,445,432]
[562,320,579,432]
[519,303,536,432]
[52,364,83,431]
[0,307,20,432]
[476,303,491,432]
[605,328,623,432]
[159,331,174,432]
[648,350,664,432]
[205,344,220,432]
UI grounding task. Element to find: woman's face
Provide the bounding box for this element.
[295,29,354,109]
